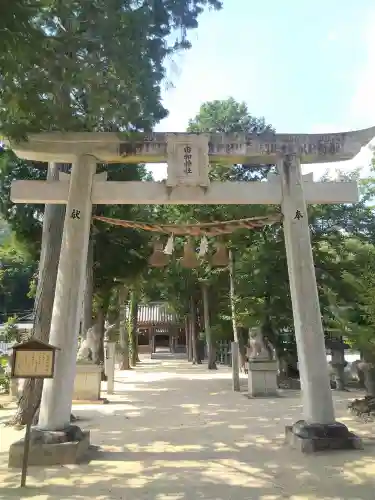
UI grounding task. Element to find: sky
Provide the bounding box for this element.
[148,0,375,181]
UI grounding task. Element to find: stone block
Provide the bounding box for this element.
[248,360,278,397]
[8,427,90,467]
[285,420,363,453]
[73,363,102,401]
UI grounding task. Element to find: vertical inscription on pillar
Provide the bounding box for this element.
[70,209,81,219]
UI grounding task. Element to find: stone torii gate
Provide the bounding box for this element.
[7,126,375,456]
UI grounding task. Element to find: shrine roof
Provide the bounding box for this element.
[126,302,180,326]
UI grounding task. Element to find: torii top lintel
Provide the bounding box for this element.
[5,126,375,165]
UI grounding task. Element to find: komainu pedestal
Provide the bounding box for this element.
[8,425,90,467]
[248,360,278,397]
[73,363,103,401]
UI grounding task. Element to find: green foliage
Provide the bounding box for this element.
[0,218,10,244]
[0,235,36,322]
[188,98,274,135]
[0,0,222,328]
[0,0,222,139]
[92,164,153,306]
[0,152,152,307]
[0,316,20,394]
[0,315,21,343]
[0,354,10,394]
[0,150,46,257]
[326,241,375,360]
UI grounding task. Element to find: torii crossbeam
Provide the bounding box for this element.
[10,172,358,205]
[9,128,370,205]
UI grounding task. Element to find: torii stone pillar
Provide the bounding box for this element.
[280,154,335,423]
[38,155,96,430]
[280,154,361,452]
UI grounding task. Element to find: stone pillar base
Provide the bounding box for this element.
[8,425,91,467]
[248,360,278,397]
[285,420,363,453]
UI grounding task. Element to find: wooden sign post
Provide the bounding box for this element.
[11,339,59,488]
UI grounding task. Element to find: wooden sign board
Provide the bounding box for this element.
[11,339,59,379]
[9,339,60,488]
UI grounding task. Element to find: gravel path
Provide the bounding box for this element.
[1,358,375,499]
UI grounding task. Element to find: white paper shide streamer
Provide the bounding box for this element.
[163,234,174,255]
[198,235,209,257]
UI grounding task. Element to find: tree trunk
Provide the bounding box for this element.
[277,357,289,381]
[118,286,130,370]
[10,163,68,426]
[131,306,139,367]
[202,282,217,370]
[135,319,140,363]
[93,305,106,365]
[356,351,366,388]
[186,317,193,361]
[229,250,240,388]
[228,250,238,343]
[360,360,375,397]
[128,288,139,367]
[331,343,346,391]
[190,296,200,364]
[92,304,106,381]
[358,367,366,388]
[81,235,94,339]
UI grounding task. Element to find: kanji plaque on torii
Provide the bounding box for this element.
[4,124,375,456]
[165,133,210,188]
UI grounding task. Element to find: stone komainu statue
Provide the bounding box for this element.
[248,328,275,361]
[76,321,116,363]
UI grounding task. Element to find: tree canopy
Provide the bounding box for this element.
[0,0,223,308]
[0,0,222,139]
[0,231,35,322]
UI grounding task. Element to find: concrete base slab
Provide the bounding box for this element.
[8,426,91,468]
[285,420,363,453]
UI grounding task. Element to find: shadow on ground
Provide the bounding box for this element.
[0,361,375,499]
